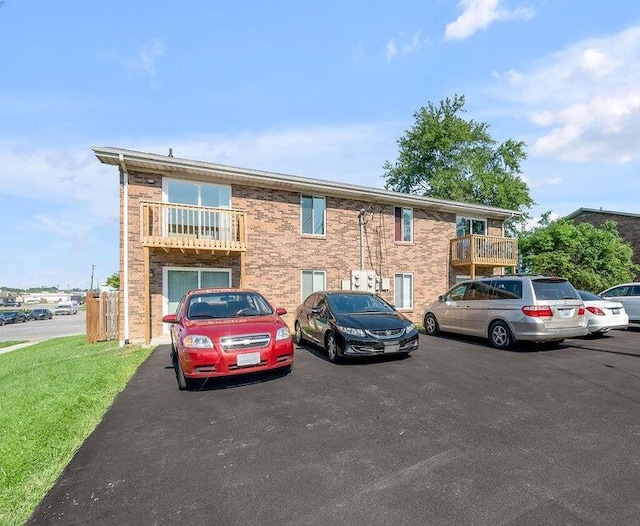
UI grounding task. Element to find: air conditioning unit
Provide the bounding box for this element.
[351,270,377,292]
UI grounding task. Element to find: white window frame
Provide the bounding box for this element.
[395,206,413,243]
[301,270,326,302]
[300,195,326,236]
[394,273,414,310]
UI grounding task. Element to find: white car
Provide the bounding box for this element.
[599,283,640,323]
[55,301,79,315]
[578,290,628,335]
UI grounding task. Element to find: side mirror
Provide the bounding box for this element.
[162,313,178,323]
[438,295,445,302]
[275,307,287,316]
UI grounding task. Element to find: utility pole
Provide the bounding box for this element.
[90,264,95,293]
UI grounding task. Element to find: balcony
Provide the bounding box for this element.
[141,201,247,253]
[450,235,518,273]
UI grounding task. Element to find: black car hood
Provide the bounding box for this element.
[335,312,409,330]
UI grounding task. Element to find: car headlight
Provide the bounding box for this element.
[337,325,366,337]
[182,335,214,348]
[405,323,416,334]
[275,326,291,341]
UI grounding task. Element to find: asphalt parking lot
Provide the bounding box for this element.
[0,308,86,344]
[28,327,640,525]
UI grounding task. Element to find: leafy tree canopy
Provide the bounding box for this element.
[105,272,120,289]
[383,94,534,234]
[518,218,639,292]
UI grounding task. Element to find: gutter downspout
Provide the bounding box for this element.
[119,154,130,345]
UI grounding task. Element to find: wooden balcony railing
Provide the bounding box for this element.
[141,201,247,252]
[450,235,518,268]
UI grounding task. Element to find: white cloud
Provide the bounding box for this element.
[496,25,640,162]
[133,122,403,186]
[385,30,429,61]
[445,0,534,41]
[103,39,164,82]
[352,41,365,62]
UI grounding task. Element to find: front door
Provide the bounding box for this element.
[164,268,231,331]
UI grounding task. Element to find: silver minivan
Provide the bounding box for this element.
[599,283,640,323]
[423,276,588,349]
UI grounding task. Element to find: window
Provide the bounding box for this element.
[301,270,326,302]
[164,180,233,240]
[165,268,231,318]
[456,216,486,237]
[395,207,413,242]
[394,273,413,309]
[301,196,326,235]
[445,283,468,302]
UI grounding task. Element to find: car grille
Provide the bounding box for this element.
[219,333,271,351]
[365,328,405,339]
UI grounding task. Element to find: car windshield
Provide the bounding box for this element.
[186,292,273,319]
[328,293,395,314]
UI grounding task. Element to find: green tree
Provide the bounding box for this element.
[105,272,120,289]
[383,94,534,234]
[518,219,639,292]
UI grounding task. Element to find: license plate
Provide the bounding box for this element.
[611,309,620,315]
[237,352,260,366]
[559,309,572,318]
[384,343,400,354]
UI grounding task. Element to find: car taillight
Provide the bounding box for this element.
[522,306,553,317]
[585,305,601,315]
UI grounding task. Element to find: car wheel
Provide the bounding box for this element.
[174,356,191,391]
[293,321,303,345]
[489,321,514,350]
[325,332,340,363]
[423,313,440,336]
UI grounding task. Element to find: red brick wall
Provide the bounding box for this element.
[119,170,507,342]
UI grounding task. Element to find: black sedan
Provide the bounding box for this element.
[294,291,419,362]
[28,308,53,320]
[0,310,29,324]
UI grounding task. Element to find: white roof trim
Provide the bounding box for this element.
[93,146,520,220]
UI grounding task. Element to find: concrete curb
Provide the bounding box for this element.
[0,341,40,355]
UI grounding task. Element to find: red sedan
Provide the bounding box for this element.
[162,288,294,390]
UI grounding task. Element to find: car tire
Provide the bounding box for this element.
[489,321,514,350]
[174,356,191,391]
[423,313,440,336]
[293,321,303,345]
[325,332,341,363]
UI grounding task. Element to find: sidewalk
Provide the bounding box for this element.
[0,341,39,355]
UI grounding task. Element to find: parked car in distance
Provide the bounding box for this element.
[55,301,78,315]
[577,290,628,335]
[599,283,640,323]
[423,275,588,350]
[0,310,29,324]
[28,308,53,321]
[294,291,419,363]
[162,288,294,390]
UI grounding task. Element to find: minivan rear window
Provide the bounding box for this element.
[531,279,580,300]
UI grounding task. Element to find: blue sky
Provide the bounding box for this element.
[1,0,640,290]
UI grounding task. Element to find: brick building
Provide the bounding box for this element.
[565,208,640,280]
[94,146,519,344]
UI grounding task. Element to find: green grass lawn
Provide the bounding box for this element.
[0,336,153,526]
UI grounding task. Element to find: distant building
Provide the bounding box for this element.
[0,291,19,306]
[565,208,640,280]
